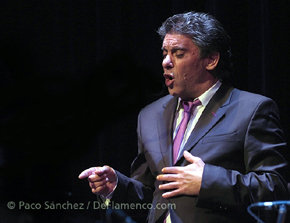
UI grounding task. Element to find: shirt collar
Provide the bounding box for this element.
[177,80,222,110]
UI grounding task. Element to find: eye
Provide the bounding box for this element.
[176,53,184,58]
[174,50,185,58]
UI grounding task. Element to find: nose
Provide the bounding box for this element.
[162,55,173,70]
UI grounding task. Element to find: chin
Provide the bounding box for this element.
[168,89,181,98]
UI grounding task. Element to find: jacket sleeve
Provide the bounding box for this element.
[196,98,289,211]
[109,111,155,219]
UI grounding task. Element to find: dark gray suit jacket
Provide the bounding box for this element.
[111,84,289,223]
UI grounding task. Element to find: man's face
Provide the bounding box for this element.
[162,33,217,100]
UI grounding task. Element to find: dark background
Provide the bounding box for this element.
[0,0,289,222]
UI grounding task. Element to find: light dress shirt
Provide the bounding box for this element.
[172,80,221,160]
[165,80,221,223]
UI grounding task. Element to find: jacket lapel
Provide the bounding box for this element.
[157,96,178,167]
[175,84,234,164]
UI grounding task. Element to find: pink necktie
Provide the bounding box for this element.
[172,99,201,164]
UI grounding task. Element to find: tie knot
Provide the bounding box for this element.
[182,99,201,113]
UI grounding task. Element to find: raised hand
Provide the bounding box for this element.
[79,165,117,197]
[157,151,205,198]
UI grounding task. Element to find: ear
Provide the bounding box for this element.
[205,52,220,71]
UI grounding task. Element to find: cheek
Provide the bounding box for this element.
[183,61,203,81]
[175,61,188,79]
[179,65,193,81]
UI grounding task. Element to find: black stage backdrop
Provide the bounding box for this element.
[0,0,289,222]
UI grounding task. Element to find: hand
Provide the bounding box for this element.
[157,151,205,198]
[79,165,117,197]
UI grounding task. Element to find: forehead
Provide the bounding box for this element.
[162,33,196,49]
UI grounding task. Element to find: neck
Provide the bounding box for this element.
[185,78,219,100]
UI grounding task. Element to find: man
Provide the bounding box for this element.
[79,12,288,222]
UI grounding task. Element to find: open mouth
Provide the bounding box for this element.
[163,73,175,87]
[163,73,174,80]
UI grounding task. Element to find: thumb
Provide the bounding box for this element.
[183,151,198,163]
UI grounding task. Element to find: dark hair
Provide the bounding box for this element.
[157,11,232,82]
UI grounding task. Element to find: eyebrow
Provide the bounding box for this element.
[161,47,187,52]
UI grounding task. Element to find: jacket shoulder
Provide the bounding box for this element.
[140,94,174,115]
[232,88,275,105]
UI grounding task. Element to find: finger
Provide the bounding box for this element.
[88,174,107,183]
[92,184,109,195]
[79,166,112,179]
[161,167,181,174]
[78,167,97,179]
[183,151,198,163]
[156,174,179,182]
[89,179,107,189]
[92,185,106,194]
[89,182,96,189]
[162,188,182,199]
[94,166,109,176]
[159,182,179,190]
